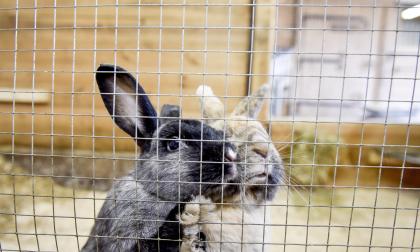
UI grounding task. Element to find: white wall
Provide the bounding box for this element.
[271,0,420,123]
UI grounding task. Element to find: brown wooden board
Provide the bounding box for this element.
[0,0,255,150]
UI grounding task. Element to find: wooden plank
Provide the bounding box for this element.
[2,118,418,163]
[0,88,50,104]
[0,0,254,150]
[250,0,277,119]
[270,122,420,146]
[276,0,297,49]
[250,0,276,89]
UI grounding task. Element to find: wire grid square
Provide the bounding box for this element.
[0,0,419,251]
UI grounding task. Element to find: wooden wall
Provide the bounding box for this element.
[0,0,278,152]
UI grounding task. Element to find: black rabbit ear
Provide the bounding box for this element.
[159,104,181,125]
[96,64,157,148]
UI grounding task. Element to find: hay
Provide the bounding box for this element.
[1,154,418,251]
[286,130,341,187]
[268,188,420,252]
[0,155,107,251]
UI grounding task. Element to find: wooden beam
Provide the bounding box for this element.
[249,0,276,120]
[250,0,276,92]
[0,89,50,104]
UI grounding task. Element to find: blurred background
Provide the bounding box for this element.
[0,0,419,251]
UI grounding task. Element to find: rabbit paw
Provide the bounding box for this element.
[179,196,213,252]
[181,231,207,252]
[191,232,207,252]
[179,199,201,226]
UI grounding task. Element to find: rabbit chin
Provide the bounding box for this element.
[244,176,279,202]
[246,173,270,184]
[245,171,278,186]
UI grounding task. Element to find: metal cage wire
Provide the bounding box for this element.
[0,0,419,251]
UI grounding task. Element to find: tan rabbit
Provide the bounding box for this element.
[179,84,284,252]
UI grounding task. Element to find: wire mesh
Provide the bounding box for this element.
[0,0,419,251]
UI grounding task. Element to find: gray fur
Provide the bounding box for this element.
[82,65,239,252]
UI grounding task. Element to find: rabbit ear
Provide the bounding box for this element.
[196,85,225,122]
[96,64,157,148]
[160,104,181,125]
[231,84,270,119]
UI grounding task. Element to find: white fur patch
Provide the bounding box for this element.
[226,148,237,161]
[200,203,272,252]
[196,85,214,96]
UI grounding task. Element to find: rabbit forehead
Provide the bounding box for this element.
[156,119,225,141]
[222,117,282,162]
[222,116,268,140]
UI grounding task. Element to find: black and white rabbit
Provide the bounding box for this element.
[82,65,240,252]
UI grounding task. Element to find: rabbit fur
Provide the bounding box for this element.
[82,65,240,252]
[179,84,284,252]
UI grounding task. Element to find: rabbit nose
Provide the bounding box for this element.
[224,148,238,179]
[224,148,237,162]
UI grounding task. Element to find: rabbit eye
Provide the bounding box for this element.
[253,146,268,159]
[167,138,180,151]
